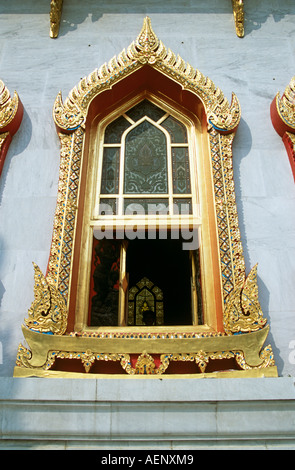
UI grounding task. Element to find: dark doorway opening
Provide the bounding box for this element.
[127,238,192,325]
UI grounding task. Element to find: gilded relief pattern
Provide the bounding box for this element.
[46,128,84,299]
[209,130,245,295]
[15,343,275,375]
[52,19,241,134]
[275,76,295,130]
[0,80,20,128]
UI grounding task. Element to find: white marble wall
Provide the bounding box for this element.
[0,377,295,449]
[0,0,295,377]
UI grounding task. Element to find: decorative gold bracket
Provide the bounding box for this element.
[50,0,63,38]
[232,0,245,38]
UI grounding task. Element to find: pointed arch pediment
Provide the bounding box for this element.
[53,17,241,135]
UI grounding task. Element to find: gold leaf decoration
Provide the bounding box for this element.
[25,263,67,335]
[275,76,295,130]
[0,80,20,129]
[53,17,241,133]
[134,351,156,374]
[224,264,267,334]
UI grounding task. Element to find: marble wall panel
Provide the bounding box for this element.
[0,0,294,378]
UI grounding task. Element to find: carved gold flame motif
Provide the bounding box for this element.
[224,264,267,334]
[25,264,67,335]
[53,17,241,134]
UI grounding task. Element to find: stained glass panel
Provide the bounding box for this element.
[171,147,191,193]
[104,116,131,143]
[126,99,166,123]
[98,198,118,215]
[124,120,168,193]
[161,116,188,143]
[101,147,120,194]
[173,198,192,215]
[124,198,169,215]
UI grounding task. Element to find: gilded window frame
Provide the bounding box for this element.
[14,18,277,378]
[77,92,206,332]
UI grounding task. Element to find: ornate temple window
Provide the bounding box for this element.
[87,97,203,330]
[15,18,277,378]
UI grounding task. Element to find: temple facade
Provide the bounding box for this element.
[0,0,295,449]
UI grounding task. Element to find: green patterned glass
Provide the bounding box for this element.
[126,99,166,122]
[161,116,188,143]
[173,198,192,215]
[98,198,118,215]
[171,147,191,193]
[124,198,169,215]
[104,116,131,143]
[101,147,120,194]
[124,120,168,193]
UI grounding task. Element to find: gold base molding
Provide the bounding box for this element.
[14,324,277,377]
[14,366,278,379]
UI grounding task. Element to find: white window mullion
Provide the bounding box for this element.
[118,141,125,217]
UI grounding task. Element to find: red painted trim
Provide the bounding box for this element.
[270,97,286,137]
[0,96,23,177]
[283,132,295,182]
[271,95,295,182]
[0,133,12,176]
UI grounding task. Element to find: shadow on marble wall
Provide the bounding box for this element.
[0,0,291,39]
[57,0,290,39]
[257,275,284,375]
[0,280,5,310]
[232,118,284,375]
[244,3,288,36]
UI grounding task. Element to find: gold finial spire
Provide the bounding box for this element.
[136,16,159,53]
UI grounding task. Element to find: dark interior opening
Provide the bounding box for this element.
[127,238,192,325]
[89,234,203,327]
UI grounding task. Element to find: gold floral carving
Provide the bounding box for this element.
[15,343,275,376]
[275,76,295,130]
[25,263,67,335]
[133,351,156,374]
[53,17,241,134]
